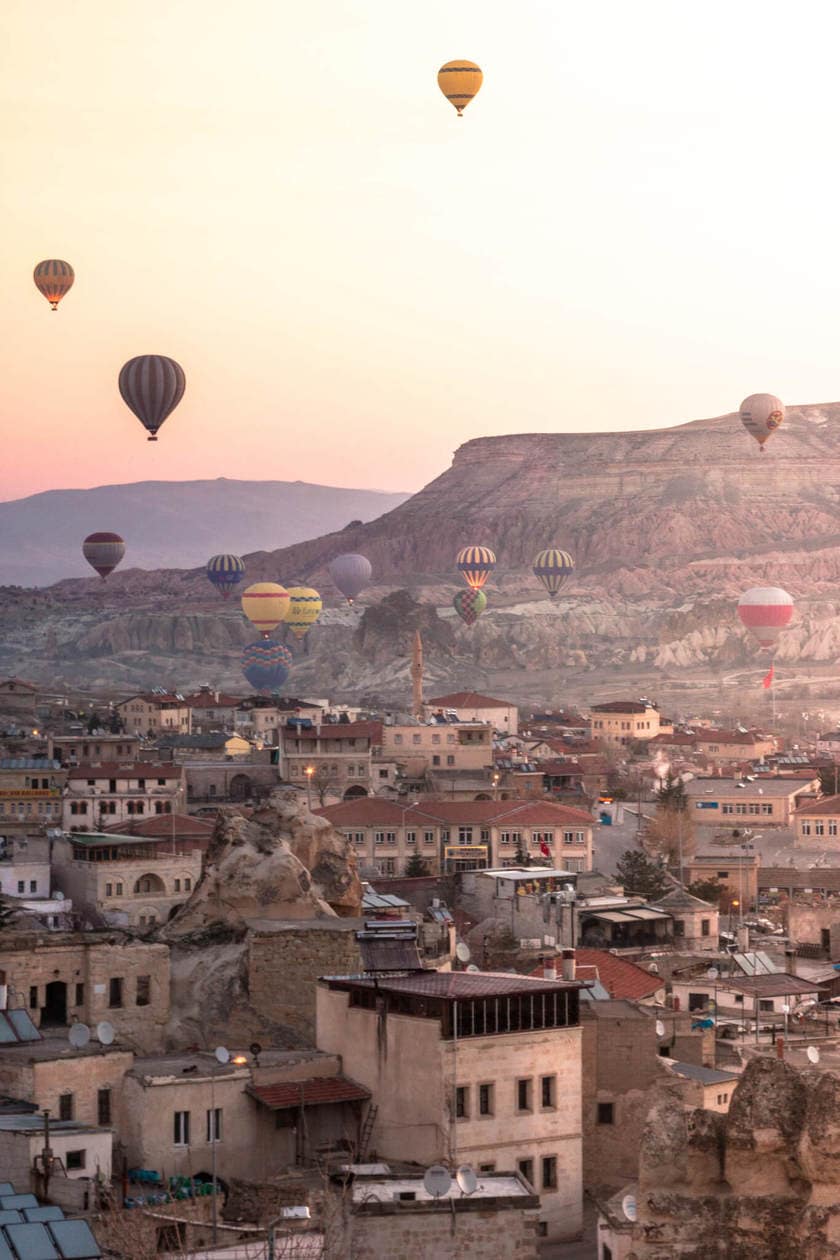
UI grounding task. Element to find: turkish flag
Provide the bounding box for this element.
[762,663,774,689]
[540,839,551,859]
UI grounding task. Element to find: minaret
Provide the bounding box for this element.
[412,630,424,719]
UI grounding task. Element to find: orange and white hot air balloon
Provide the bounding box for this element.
[739,394,784,451]
[437,60,483,116]
[33,260,74,311]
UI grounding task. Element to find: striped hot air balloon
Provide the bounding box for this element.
[437,60,483,115]
[328,554,372,604]
[241,640,292,693]
[533,549,575,598]
[82,532,125,579]
[118,355,186,441]
[453,588,487,627]
[456,546,496,591]
[241,582,290,638]
[739,394,784,451]
[737,586,794,650]
[33,260,74,310]
[206,554,245,599]
[285,587,322,639]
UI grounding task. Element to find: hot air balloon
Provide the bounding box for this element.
[241,582,290,638]
[328,554,372,604]
[285,587,322,639]
[118,355,186,441]
[34,260,74,311]
[437,60,483,115]
[456,546,496,591]
[453,588,487,627]
[737,586,794,650]
[533,549,575,598]
[206,554,245,599]
[82,532,125,579]
[740,394,784,451]
[241,640,292,693]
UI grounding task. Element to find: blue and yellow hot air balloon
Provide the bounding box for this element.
[532,549,575,599]
[206,554,245,600]
[456,546,496,591]
[286,587,322,639]
[242,641,292,693]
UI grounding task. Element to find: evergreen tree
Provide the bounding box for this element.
[615,849,669,901]
[404,853,430,878]
[687,878,723,906]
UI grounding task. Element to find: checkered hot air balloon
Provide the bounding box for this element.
[82,532,125,579]
[206,554,245,600]
[241,641,292,693]
[737,586,794,651]
[33,260,74,310]
[241,583,290,638]
[456,546,496,591]
[453,588,487,627]
[532,549,575,598]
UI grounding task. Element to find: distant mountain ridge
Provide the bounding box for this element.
[0,478,410,587]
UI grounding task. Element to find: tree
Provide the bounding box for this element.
[404,853,430,878]
[514,840,529,866]
[819,766,840,798]
[309,766,340,807]
[615,849,669,901]
[687,878,723,906]
[655,773,688,811]
[647,772,694,864]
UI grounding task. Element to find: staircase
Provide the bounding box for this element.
[357,1104,378,1161]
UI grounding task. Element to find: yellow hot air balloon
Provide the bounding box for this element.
[286,586,322,640]
[33,260,74,310]
[437,60,483,116]
[241,582,290,638]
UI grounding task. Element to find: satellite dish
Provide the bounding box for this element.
[781,1004,791,1015]
[466,963,480,973]
[647,962,659,974]
[621,1193,638,1222]
[68,1023,90,1049]
[455,942,471,964]
[807,1045,820,1064]
[706,968,719,980]
[214,1045,231,1065]
[423,1165,452,1199]
[655,1020,666,1038]
[455,1165,477,1196]
[96,1021,115,1046]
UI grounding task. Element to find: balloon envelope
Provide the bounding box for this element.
[737,586,794,649]
[207,554,245,599]
[438,60,483,115]
[34,260,74,310]
[740,394,784,449]
[241,582,290,637]
[119,355,186,441]
[453,588,487,627]
[328,554,372,603]
[241,640,292,693]
[456,546,496,590]
[286,587,322,638]
[82,532,125,579]
[533,548,575,598]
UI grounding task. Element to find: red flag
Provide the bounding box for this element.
[540,839,551,859]
[762,663,774,689]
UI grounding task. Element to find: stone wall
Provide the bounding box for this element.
[248,924,362,1043]
[325,1199,541,1260]
[787,901,840,953]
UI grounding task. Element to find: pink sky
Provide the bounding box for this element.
[3,1,840,500]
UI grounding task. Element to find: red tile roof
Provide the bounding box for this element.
[426,692,514,709]
[102,813,214,837]
[531,950,662,1000]
[316,798,593,827]
[794,794,840,817]
[247,1076,371,1110]
[68,763,184,779]
[590,701,651,714]
[183,693,242,708]
[284,722,383,742]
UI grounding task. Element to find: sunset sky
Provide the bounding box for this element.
[2,1,840,500]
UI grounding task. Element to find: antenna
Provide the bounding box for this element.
[621,1193,638,1222]
[423,1165,452,1199]
[655,1020,666,1038]
[96,1021,115,1046]
[68,1023,90,1049]
[455,942,471,964]
[455,1165,478,1197]
[466,963,480,973]
[214,1045,230,1065]
[807,1045,820,1065]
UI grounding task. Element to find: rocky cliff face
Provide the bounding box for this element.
[7,405,840,701]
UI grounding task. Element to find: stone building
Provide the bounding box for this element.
[589,701,662,747]
[0,758,65,834]
[63,762,186,831]
[116,693,192,737]
[52,832,204,928]
[795,794,840,848]
[317,970,584,1240]
[652,888,718,951]
[0,1037,133,1132]
[684,775,817,828]
[0,680,38,716]
[48,734,141,765]
[280,721,382,800]
[423,690,520,734]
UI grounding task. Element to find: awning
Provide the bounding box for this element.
[621,908,670,921]
[590,911,639,924]
[247,1076,371,1111]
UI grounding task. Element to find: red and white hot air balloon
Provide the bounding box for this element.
[737,586,794,650]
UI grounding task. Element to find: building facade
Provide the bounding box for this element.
[0,759,66,834]
[52,832,204,928]
[684,776,817,827]
[423,692,519,735]
[589,702,662,747]
[63,763,186,831]
[116,694,192,737]
[280,722,382,800]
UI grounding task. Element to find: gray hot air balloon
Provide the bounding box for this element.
[118,355,186,442]
[739,393,784,451]
[328,553,372,604]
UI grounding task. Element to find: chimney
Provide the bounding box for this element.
[543,956,558,982]
[785,947,797,976]
[737,925,750,953]
[561,948,576,982]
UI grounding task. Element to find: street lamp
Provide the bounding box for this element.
[305,765,314,810]
[210,1046,230,1245]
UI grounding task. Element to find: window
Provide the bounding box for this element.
[116,883,123,896]
[424,831,435,847]
[206,1108,222,1141]
[517,1158,534,1187]
[516,1078,532,1112]
[75,983,84,1007]
[174,1111,190,1146]
[374,832,386,847]
[478,1083,494,1116]
[541,1075,556,1109]
[759,999,774,1012]
[109,977,123,1008]
[174,879,181,893]
[458,827,473,843]
[541,1156,557,1190]
[455,1086,469,1119]
[29,986,37,1009]
[479,1163,496,1174]
[59,1093,74,1121]
[136,975,151,1007]
[105,883,113,897]
[184,878,191,891]
[66,1149,85,1171]
[674,920,685,937]
[716,1093,729,1106]
[16,882,23,895]
[688,992,707,1011]
[29,881,36,894]
[701,919,710,937]
[98,1089,112,1125]
[801,822,812,836]
[446,755,455,766]
[597,1102,614,1125]
[432,755,440,767]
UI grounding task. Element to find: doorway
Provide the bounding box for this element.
[41,980,67,1027]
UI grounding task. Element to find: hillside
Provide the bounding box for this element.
[0,479,409,587]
